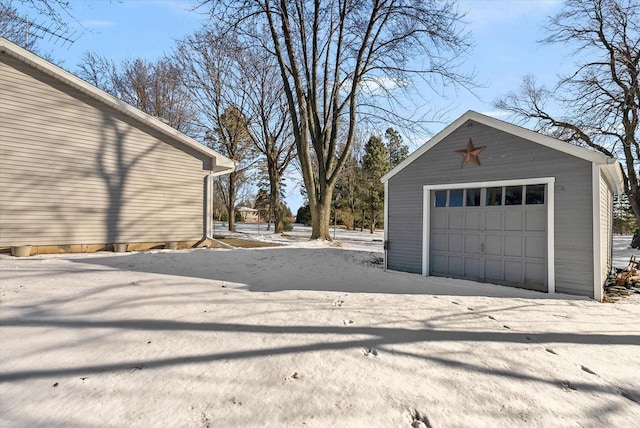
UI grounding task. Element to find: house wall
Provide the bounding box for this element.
[599,170,614,285]
[387,119,596,297]
[0,53,209,248]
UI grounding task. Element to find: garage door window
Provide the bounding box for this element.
[433,185,546,208]
[466,188,481,206]
[449,189,464,207]
[486,187,502,206]
[526,184,545,204]
[505,186,523,205]
[434,190,447,207]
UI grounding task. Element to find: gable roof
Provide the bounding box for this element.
[381,110,624,193]
[0,38,235,175]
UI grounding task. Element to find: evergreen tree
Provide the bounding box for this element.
[254,189,271,225]
[385,128,409,170]
[361,136,389,233]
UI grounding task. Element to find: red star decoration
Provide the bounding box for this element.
[455,138,486,168]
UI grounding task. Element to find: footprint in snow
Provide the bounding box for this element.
[363,348,378,357]
[333,300,344,307]
[410,409,433,428]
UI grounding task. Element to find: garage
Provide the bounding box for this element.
[381,111,623,300]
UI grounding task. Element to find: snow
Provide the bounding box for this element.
[1,229,638,427]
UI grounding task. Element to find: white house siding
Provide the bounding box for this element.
[386,121,596,297]
[0,53,208,247]
[600,171,613,285]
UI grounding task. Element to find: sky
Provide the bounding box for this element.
[10,0,570,211]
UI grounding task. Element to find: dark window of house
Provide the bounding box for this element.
[466,188,481,206]
[526,184,545,205]
[486,187,502,206]
[505,186,523,205]
[434,190,447,207]
[449,189,464,207]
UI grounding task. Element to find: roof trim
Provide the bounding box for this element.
[381,110,623,191]
[0,37,235,174]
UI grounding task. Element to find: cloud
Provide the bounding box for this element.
[79,20,115,29]
[481,110,511,118]
[461,0,562,30]
[360,76,405,94]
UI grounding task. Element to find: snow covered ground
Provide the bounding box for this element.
[0,230,638,427]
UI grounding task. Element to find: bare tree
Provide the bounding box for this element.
[495,0,640,247]
[205,0,472,240]
[210,106,256,232]
[77,53,196,134]
[240,46,296,233]
[15,0,72,28]
[176,30,258,232]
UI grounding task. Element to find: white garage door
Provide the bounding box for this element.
[430,184,547,291]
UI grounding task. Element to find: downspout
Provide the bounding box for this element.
[206,158,238,249]
[205,156,215,242]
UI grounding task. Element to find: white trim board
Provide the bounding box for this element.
[383,181,389,271]
[422,177,556,293]
[592,164,603,302]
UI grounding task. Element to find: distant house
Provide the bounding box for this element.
[0,38,235,253]
[238,206,260,223]
[381,111,624,301]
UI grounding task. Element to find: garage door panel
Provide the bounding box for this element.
[504,235,523,257]
[448,256,463,275]
[525,210,546,231]
[485,211,503,230]
[485,259,503,281]
[464,234,482,254]
[431,232,448,251]
[505,211,524,231]
[464,257,481,278]
[431,254,447,274]
[525,262,546,285]
[485,235,503,255]
[448,234,463,252]
[448,212,464,230]
[525,236,545,258]
[505,261,523,283]
[465,211,482,230]
[432,211,448,229]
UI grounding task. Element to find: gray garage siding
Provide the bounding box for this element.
[387,119,595,297]
[0,52,210,247]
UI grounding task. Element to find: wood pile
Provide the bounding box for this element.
[605,255,640,302]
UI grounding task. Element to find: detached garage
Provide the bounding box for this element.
[381,111,624,300]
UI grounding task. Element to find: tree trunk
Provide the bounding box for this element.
[272,189,283,234]
[631,228,640,249]
[268,161,284,234]
[310,186,333,240]
[370,202,376,233]
[227,171,237,232]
